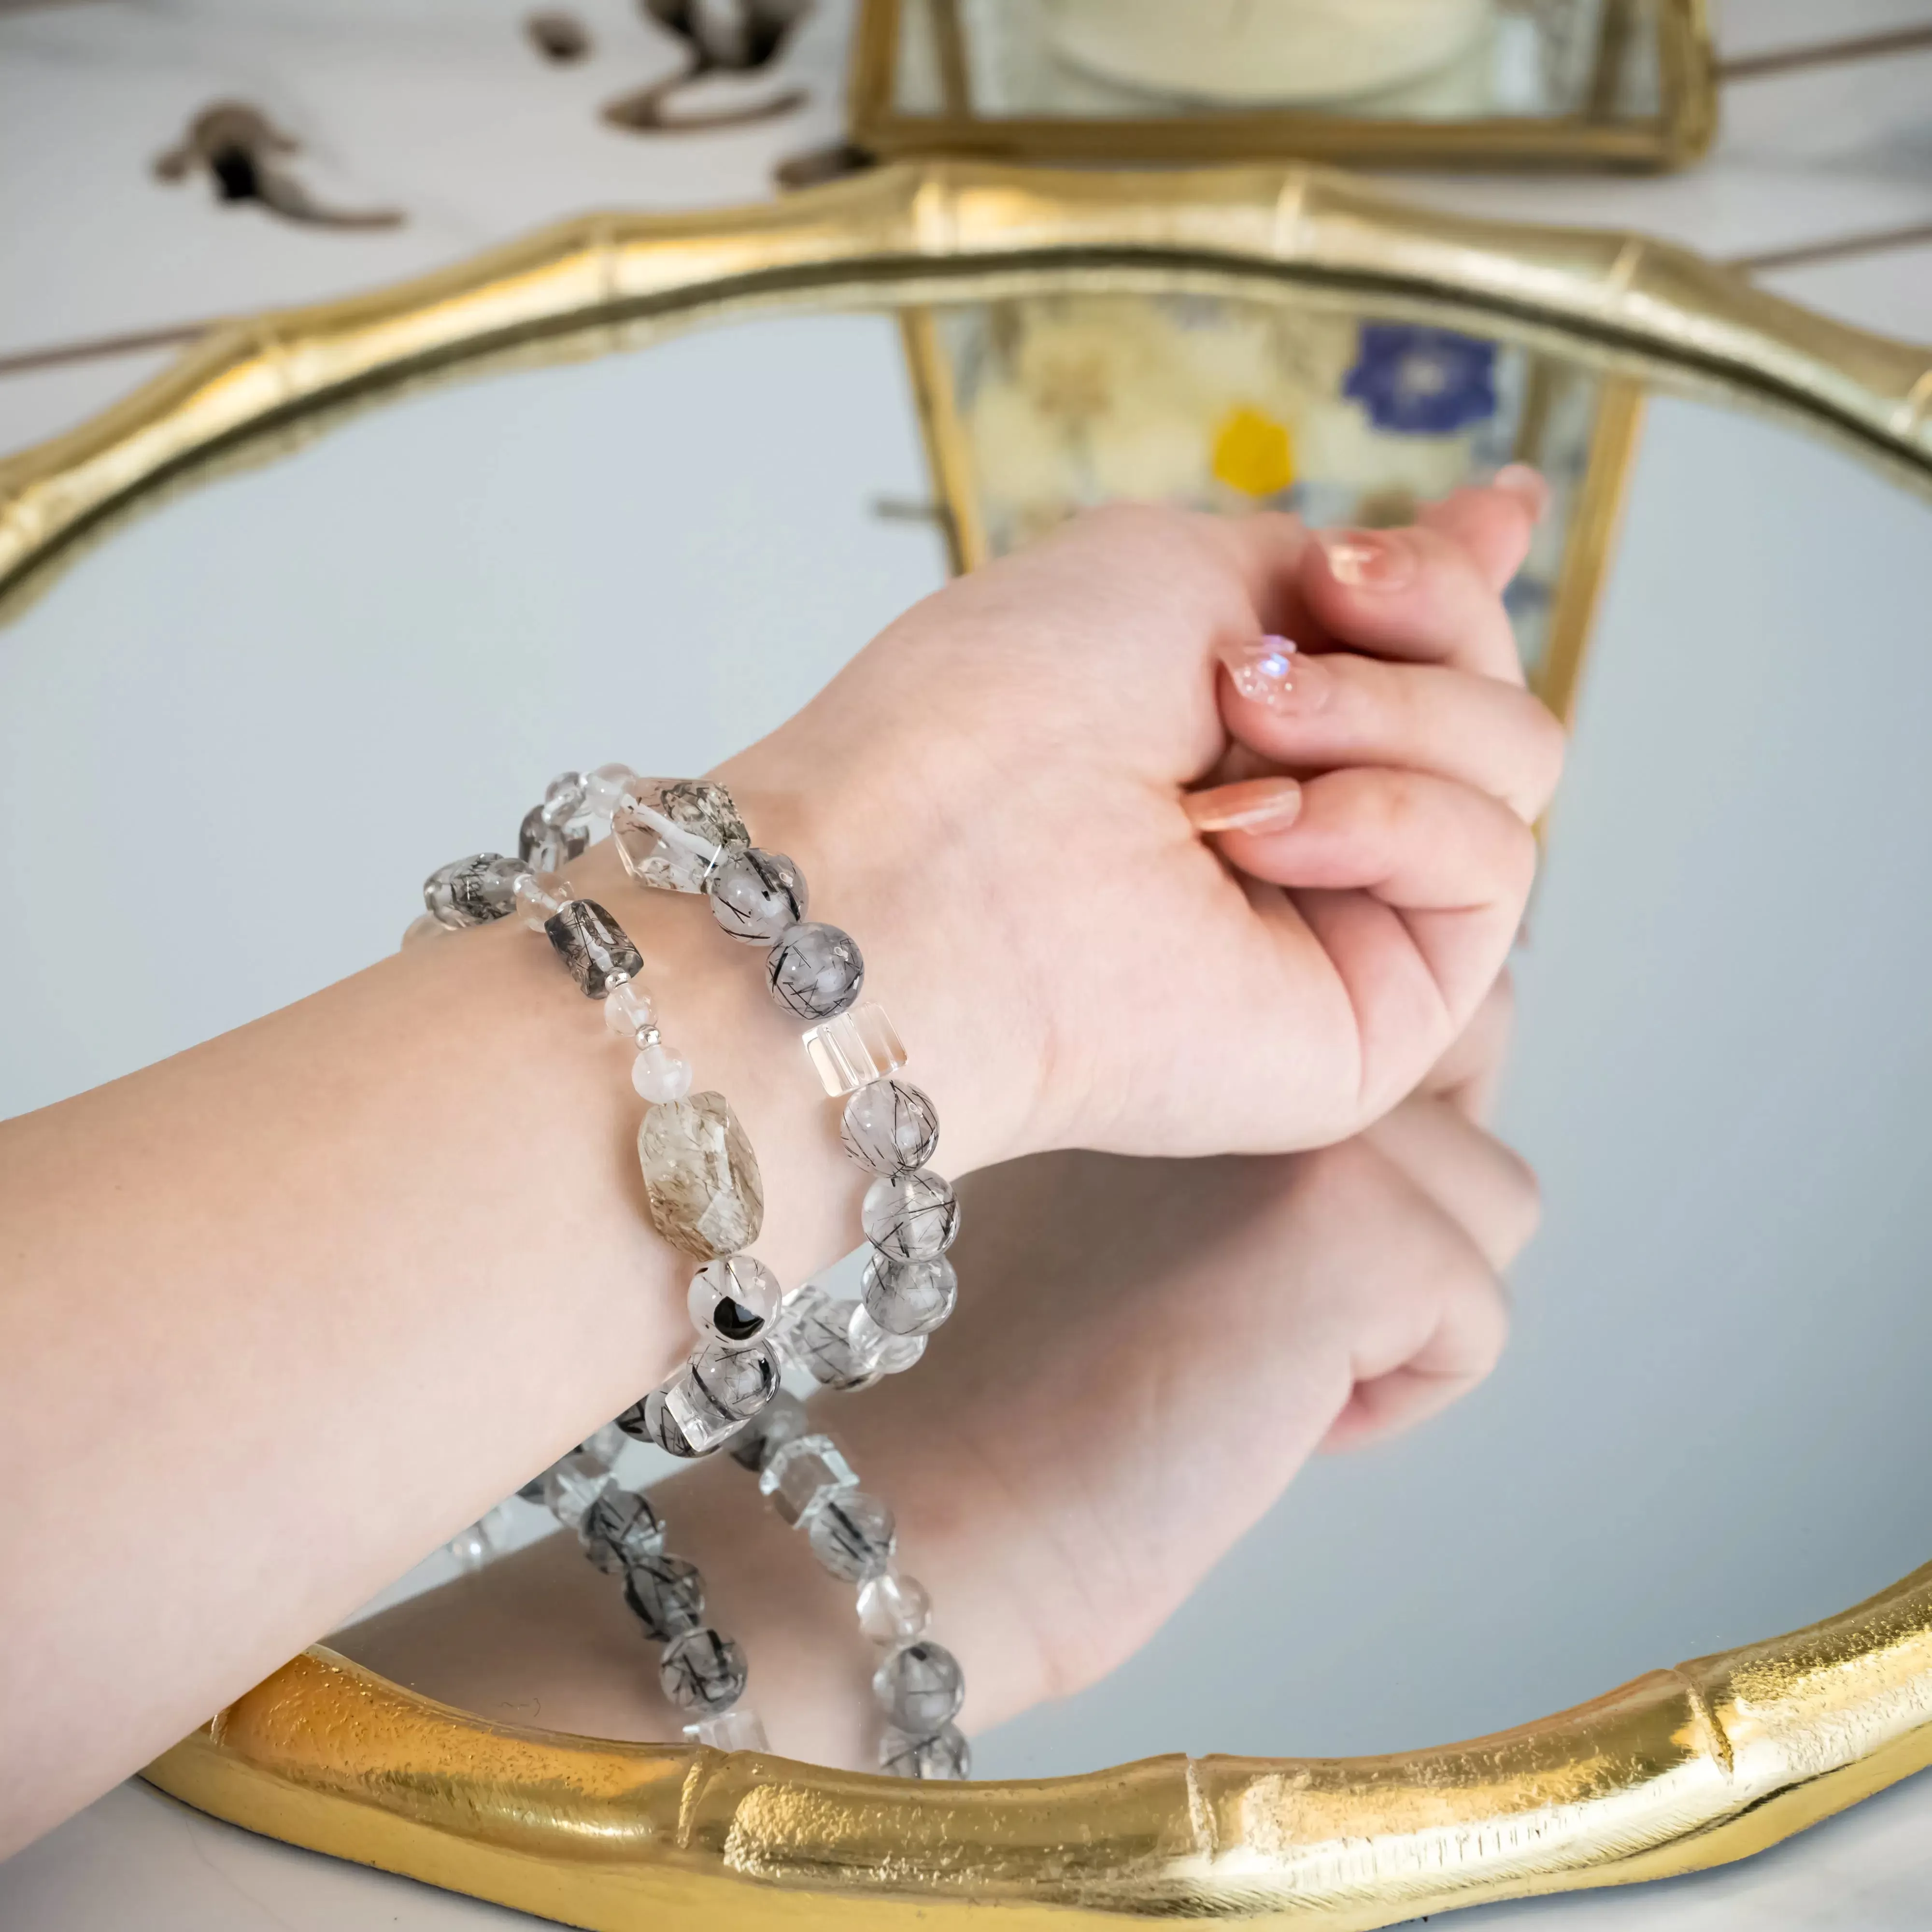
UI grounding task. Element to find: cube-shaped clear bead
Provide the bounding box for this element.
[685,1707,769,1752]
[803,1003,907,1097]
[758,1432,858,1526]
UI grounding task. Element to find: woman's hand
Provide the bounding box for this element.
[341,978,1536,1764]
[717,477,1563,1173]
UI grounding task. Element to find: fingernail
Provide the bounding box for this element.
[1492,463,1549,524]
[1220,633,1298,709]
[1184,776,1303,835]
[1316,527,1414,591]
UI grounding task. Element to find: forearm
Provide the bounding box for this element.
[0,796,988,1848]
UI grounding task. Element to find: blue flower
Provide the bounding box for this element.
[1342,324,1497,436]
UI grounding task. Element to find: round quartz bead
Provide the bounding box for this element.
[542,1450,613,1528]
[840,1080,940,1176]
[623,1552,706,1641]
[632,1042,694,1103]
[873,1639,965,1732]
[862,1254,958,1338]
[766,923,864,1022]
[401,912,447,951]
[579,1487,665,1575]
[689,1256,782,1343]
[862,1171,960,1262]
[849,1305,926,1375]
[582,762,639,815]
[660,1628,748,1714]
[580,1421,629,1469]
[880,1721,970,1781]
[604,980,656,1038]
[857,1571,933,1646]
[690,1337,780,1421]
[513,868,570,932]
[709,848,808,944]
[614,1388,700,1459]
[446,1523,491,1573]
[807,1490,896,1582]
[540,771,586,827]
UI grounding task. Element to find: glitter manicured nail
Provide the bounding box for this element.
[1221,634,1298,708]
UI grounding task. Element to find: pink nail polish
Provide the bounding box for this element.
[1492,463,1549,524]
[1317,528,1413,591]
[1221,634,1298,709]
[1184,777,1304,835]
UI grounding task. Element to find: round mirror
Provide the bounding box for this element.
[3,166,1929,1926]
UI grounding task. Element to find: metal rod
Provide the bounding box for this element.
[1718,22,1932,82]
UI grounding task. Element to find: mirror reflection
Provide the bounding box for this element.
[2,284,1928,1803]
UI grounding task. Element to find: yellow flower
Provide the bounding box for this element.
[1210,405,1297,497]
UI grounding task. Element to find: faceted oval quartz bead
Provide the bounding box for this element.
[614,779,749,894]
[766,923,864,1021]
[848,1305,927,1375]
[807,1490,896,1581]
[880,1722,970,1781]
[862,1171,960,1262]
[857,1571,933,1646]
[623,1553,706,1641]
[841,1079,940,1175]
[639,1093,764,1261]
[424,853,527,929]
[660,1628,748,1714]
[664,1339,780,1452]
[709,848,808,944]
[862,1254,958,1337]
[542,1450,613,1529]
[688,1256,781,1343]
[873,1639,965,1731]
[579,1487,666,1575]
[614,1388,700,1459]
[544,899,644,1000]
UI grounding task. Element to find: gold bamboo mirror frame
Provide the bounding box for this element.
[5,163,1932,1930]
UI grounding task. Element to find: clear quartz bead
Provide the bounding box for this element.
[582,762,639,816]
[514,868,570,932]
[632,1041,694,1104]
[638,1093,764,1260]
[688,1256,781,1343]
[613,780,748,894]
[542,1450,613,1528]
[425,853,527,929]
[873,1639,965,1731]
[770,1286,879,1392]
[766,923,864,1022]
[623,1553,706,1640]
[857,1571,933,1646]
[709,848,808,944]
[580,1422,629,1469]
[727,1389,810,1471]
[807,1490,896,1581]
[840,1075,938,1172]
[660,1628,748,1714]
[603,980,656,1038]
[880,1722,970,1781]
[804,1005,908,1098]
[540,771,587,828]
[757,1432,858,1527]
[401,912,447,951]
[446,1523,492,1573]
[862,1254,957,1338]
[848,1304,926,1375]
[663,1339,779,1452]
[686,1707,768,1752]
[579,1487,665,1574]
[863,1170,960,1262]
